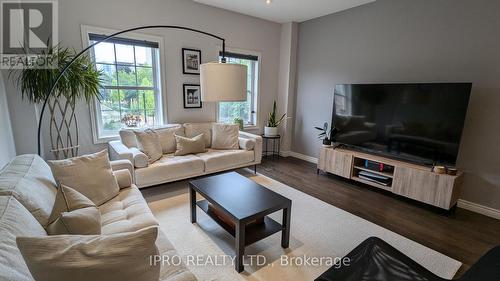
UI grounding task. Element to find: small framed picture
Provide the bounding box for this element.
[182,48,201,75]
[183,84,202,109]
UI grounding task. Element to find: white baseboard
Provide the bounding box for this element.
[287,151,318,164]
[458,199,500,220]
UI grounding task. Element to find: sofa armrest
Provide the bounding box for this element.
[111,159,134,184]
[239,137,256,151]
[113,169,133,189]
[108,140,149,168]
[239,131,262,163]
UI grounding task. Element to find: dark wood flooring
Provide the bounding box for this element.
[257,156,500,277]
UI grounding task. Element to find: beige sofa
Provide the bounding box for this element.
[108,123,263,188]
[0,154,196,281]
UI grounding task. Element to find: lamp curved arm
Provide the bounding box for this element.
[37,25,227,156]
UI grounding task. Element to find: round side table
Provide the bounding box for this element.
[261,134,281,158]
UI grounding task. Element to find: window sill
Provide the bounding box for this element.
[94,135,120,145]
[242,126,261,133]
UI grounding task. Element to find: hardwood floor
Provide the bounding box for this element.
[257,156,500,277]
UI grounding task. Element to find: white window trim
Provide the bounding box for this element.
[216,47,262,131]
[80,25,167,144]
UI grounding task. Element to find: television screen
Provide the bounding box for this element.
[333,83,472,166]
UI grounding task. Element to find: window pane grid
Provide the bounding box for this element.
[91,38,161,137]
[218,53,258,126]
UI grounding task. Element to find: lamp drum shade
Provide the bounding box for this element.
[200,62,247,102]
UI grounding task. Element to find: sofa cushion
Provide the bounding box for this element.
[212,123,239,150]
[119,129,138,148]
[174,134,206,156]
[99,185,158,234]
[0,196,46,281]
[184,123,213,148]
[155,125,185,154]
[134,129,163,163]
[196,149,255,173]
[48,150,120,206]
[16,227,160,281]
[47,185,101,235]
[0,154,57,227]
[135,154,205,188]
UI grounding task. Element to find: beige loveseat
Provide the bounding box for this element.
[108,123,263,188]
[0,154,196,281]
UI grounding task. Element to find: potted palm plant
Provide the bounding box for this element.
[10,46,102,159]
[264,101,286,136]
[315,122,338,146]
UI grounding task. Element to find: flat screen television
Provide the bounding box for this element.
[333,83,472,166]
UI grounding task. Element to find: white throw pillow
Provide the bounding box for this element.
[47,207,101,235]
[174,134,207,156]
[212,123,239,150]
[184,123,213,148]
[134,129,163,163]
[119,129,138,148]
[16,227,160,281]
[46,185,101,235]
[48,150,119,206]
[155,125,185,154]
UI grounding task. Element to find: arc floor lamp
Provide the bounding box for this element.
[36,25,248,156]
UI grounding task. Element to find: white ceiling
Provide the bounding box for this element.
[193,0,375,23]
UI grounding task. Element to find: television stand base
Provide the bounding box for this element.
[318,146,463,210]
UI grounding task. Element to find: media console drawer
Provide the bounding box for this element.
[392,166,462,209]
[318,148,352,178]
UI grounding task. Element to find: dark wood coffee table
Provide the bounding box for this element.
[189,172,292,272]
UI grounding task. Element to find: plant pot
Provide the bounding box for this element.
[264,126,279,136]
[322,139,332,146]
[234,119,244,130]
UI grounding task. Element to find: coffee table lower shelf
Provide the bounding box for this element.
[196,200,283,246]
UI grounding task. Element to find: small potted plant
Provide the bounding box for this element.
[234,117,244,130]
[264,101,286,136]
[315,122,338,146]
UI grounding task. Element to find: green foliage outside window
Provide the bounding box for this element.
[92,41,159,135]
[218,56,257,126]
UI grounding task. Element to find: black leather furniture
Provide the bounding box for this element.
[315,237,500,281]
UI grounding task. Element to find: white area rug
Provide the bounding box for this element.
[146,172,461,281]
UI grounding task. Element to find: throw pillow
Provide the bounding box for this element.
[174,134,206,156]
[212,123,239,150]
[48,150,119,206]
[47,207,101,235]
[184,123,213,148]
[16,227,160,281]
[155,125,185,154]
[134,129,163,163]
[46,185,101,235]
[119,129,138,148]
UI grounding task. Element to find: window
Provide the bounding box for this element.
[88,33,163,139]
[218,51,259,127]
[335,87,352,116]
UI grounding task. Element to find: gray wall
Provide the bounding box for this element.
[0,75,16,167]
[293,0,500,209]
[3,0,281,157]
